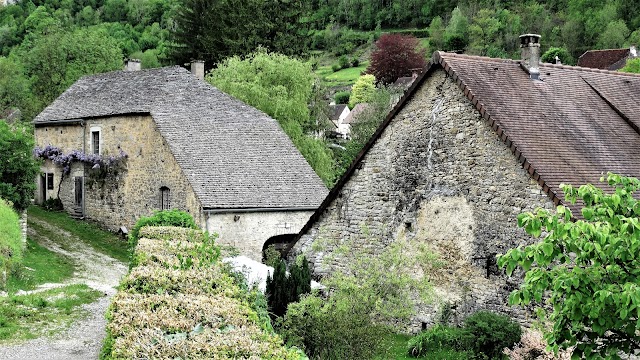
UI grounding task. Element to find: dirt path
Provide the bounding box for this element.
[0,217,128,360]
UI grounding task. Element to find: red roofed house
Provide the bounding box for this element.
[289,34,640,329]
[577,46,638,70]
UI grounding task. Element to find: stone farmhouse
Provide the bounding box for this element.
[34,60,328,260]
[290,34,640,328]
[329,104,351,138]
[577,45,638,70]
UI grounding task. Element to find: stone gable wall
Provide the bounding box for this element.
[35,115,202,231]
[291,68,555,329]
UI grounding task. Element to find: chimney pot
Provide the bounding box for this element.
[519,34,541,80]
[124,59,141,71]
[191,60,205,80]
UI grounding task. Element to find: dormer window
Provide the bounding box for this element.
[90,126,101,155]
[160,186,170,210]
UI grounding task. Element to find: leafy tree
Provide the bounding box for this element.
[620,58,640,73]
[0,57,36,121]
[498,173,640,359]
[427,16,445,52]
[444,6,469,51]
[21,27,123,112]
[596,19,630,49]
[366,33,426,85]
[207,50,335,186]
[541,47,574,65]
[0,121,40,211]
[349,74,376,108]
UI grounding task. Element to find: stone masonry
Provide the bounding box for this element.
[291,68,555,329]
[35,115,202,231]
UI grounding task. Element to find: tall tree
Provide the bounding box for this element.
[171,0,310,67]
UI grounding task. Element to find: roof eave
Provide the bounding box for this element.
[203,206,319,214]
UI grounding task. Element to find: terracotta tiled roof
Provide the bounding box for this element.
[577,49,630,70]
[293,51,640,239]
[34,66,328,210]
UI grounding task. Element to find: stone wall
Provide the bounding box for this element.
[206,210,315,261]
[35,115,202,231]
[291,68,555,330]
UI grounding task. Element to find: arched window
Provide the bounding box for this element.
[160,186,170,210]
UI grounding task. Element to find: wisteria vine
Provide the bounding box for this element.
[34,145,128,175]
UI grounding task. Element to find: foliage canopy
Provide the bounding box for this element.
[366,34,426,85]
[498,173,640,359]
[0,121,40,211]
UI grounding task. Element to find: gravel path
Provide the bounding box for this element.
[0,217,128,360]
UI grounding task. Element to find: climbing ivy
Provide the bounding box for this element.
[498,173,640,359]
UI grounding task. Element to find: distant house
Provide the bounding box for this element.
[342,103,371,128]
[290,34,640,328]
[329,104,350,138]
[577,46,638,70]
[34,60,328,260]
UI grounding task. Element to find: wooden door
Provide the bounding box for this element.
[74,177,83,207]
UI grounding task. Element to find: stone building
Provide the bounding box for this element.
[34,61,328,260]
[290,35,640,328]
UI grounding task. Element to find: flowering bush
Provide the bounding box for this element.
[34,145,127,175]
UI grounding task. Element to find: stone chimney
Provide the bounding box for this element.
[124,59,141,71]
[191,60,205,80]
[519,34,541,80]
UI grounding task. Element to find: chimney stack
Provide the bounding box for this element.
[124,59,141,71]
[191,60,205,80]
[519,34,541,80]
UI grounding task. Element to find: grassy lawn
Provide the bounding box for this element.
[5,237,75,293]
[0,284,101,342]
[316,62,369,87]
[28,206,129,263]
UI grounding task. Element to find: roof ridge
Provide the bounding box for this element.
[76,65,188,81]
[542,62,640,77]
[580,48,629,53]
[436,51,640,78]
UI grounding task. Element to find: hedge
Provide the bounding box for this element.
[102,225,304,359]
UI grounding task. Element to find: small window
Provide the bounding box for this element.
[160,187,170,210]
[46,173,54,190]
[91,131,100,155]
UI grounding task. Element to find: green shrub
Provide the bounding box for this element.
[464,311,522,359]
[0,199,22,289]
[331,63,341,72]
[42,198,63,211]
[334,91,351,105]
[128,210,197,251]
[351,57,360,67]
[338,55,350,69]
[407,325,473,357]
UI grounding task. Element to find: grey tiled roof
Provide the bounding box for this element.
[35,66,328,209]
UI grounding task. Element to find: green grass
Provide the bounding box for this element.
[0,284,102,342]
[316,62,369,87]
[5,237,76,293]
[28,206,129,263]
[374,333,414,359]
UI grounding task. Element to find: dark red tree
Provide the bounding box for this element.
[366,33,427,85]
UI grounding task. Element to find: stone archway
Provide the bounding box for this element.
[262,233,298,261]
